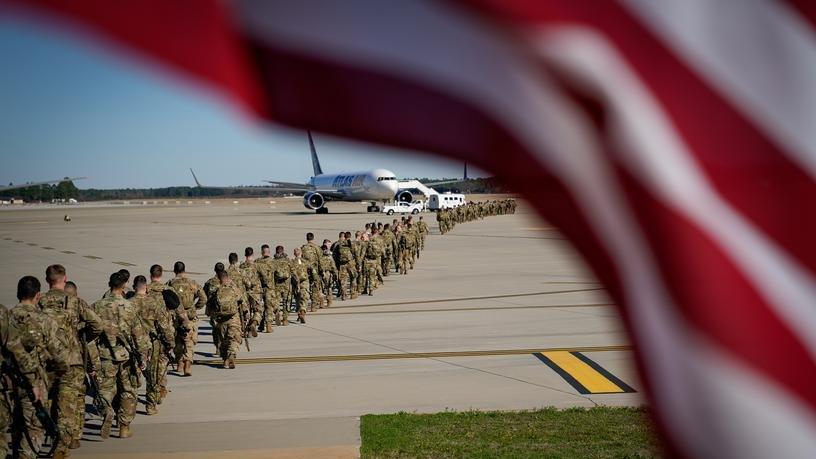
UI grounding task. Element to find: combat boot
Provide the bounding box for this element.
[119,425,132,439]
[70,438,81,449]
[145,404,158,416]
[53,451,67,459]
[183,360,193,377]
[100,409,113,439]
[297,310,306,324]
[159,386,168,401]
[249,321,259,337]
[228,359,236,369]
[282,318,289,326]
[223,359,230,369]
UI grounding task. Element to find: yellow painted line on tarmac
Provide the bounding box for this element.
[534,351,635,394]
[193,344,631,366]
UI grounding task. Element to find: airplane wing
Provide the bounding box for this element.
[0,176,87,193]
[421,179,466,187]
[262,180,311,189]
[190,170,308,193]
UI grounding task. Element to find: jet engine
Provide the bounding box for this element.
[303,192,325,210]
[395,190,413,203]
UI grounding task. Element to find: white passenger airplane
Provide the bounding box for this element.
[263,131,459,213]
[191,131,459,213]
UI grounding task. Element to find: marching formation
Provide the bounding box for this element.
[0,201,514,458]
[436,199,517,234]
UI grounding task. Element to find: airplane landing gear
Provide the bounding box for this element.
[367,203,381,213]
[316,207,329,214]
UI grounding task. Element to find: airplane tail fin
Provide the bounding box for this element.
[190,168,202,187]
[308,130,324,176]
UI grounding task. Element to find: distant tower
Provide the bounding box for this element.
[463,162,468,180]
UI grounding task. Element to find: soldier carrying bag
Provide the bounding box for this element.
[211,287,238,322]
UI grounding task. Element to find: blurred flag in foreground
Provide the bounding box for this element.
[2,0,815,456]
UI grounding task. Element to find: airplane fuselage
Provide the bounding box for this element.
[309,168,399,202]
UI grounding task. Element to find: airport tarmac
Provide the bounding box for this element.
[0,196,642,458]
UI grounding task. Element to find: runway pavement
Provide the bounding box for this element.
[0,196,642,457]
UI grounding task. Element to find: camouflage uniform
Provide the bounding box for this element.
[333,240,357,299]
[208,281,242,364]
[38,288,103,454]
[351,238,365,294]
[255,256,278,331]
[1,306,49,459]
[362,236,384,295]
[397,230,411,274]
[239,260,264,331]
[8,303,69,459]
[92,294,150,436]
[417,220,428,249]
[130,293,174,412]
[203,275,222,351]
[290,257,311,317]
[318,250,337,307]
[146,281,178,398]
[380,229,395,276]
[301,241,324,310]
[271,254,293,324]
[167,277,206,374]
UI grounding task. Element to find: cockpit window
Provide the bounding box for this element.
[377,177,397,181]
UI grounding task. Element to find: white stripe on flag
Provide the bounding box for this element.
[620,0,816,179]
[530,26,816,357]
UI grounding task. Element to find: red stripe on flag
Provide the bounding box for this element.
[463,0,816,277]
[616,163,816,412]
[781,0,816,32]
[550,63,816,415]
[3,0,266,117]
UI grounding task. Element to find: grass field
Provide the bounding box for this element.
[360,407,660,459]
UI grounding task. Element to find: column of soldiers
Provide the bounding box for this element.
[1,206,515,457]
[436,199,516,234]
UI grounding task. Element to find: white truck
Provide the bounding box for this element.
[382,201,423,215]
[428,192,466,210]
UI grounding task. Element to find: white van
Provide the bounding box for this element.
[428,193,466,210]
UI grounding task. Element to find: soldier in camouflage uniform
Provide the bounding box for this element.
[129,275,175,416]
[38,264,103,456]
[239,247,263,336]
[146,264,177,401]
[93,272,150,440]
[417,216,429,250]
[203,263,225,352]
[290,248,310,323]
[208,269,243,369]
[271,246,293,325]
[352,231,366,295]
[254,245,277,332]
[9,276,70,459]
[318,245,337,307]
[167,261,206,377]
[397,225,411,275]
[333,233,357,300]
[2,279,55,459]
[362,231,384,295]
[301,233,324,311]
[227,253,251,315]
[380,223,394,277]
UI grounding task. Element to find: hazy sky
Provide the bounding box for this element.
[0,15,482,189]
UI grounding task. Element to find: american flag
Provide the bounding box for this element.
[3,1,815,456]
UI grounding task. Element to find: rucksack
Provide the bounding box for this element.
[213,286,238,320]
